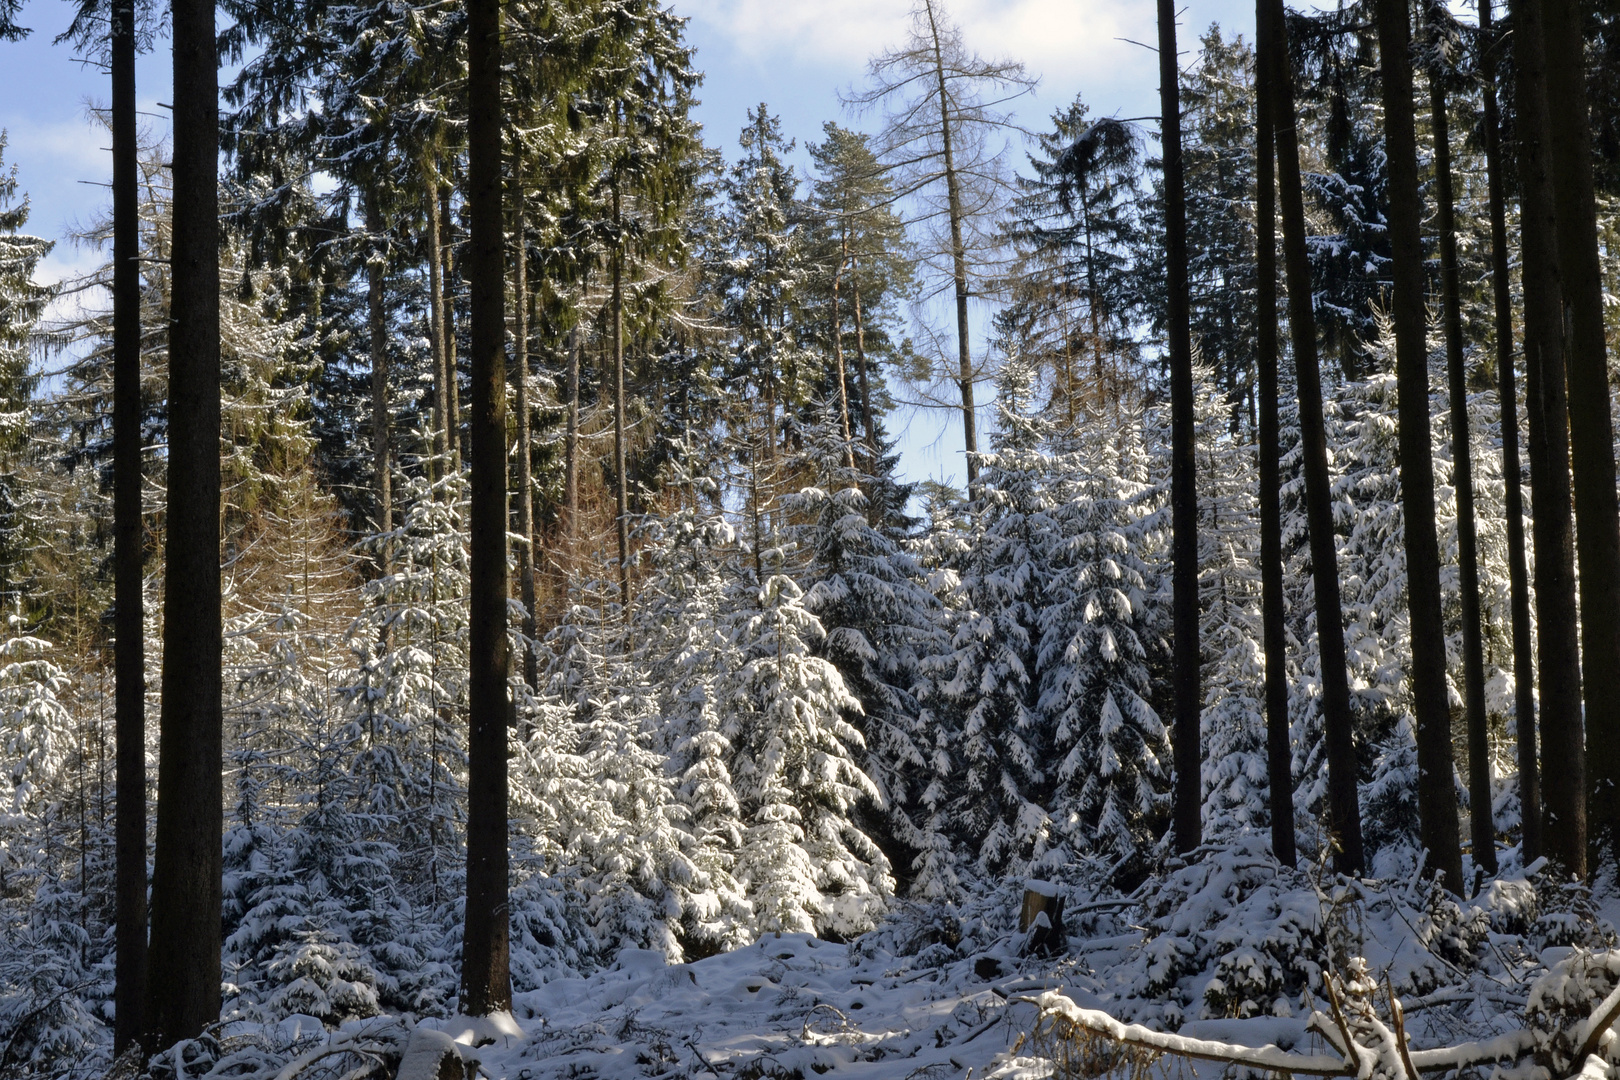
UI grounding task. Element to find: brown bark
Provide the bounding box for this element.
[111,0,146,1049]
[1512,0,1587,878]
[368,198,391,553]
[442,185,464,471]
[427,176,450,487]
[1261,0,1365,873]
[1479,0,1539,862]
[611,180,632,612]
[1158,0,1201,854]
[459,0,512,1015]
[1426,22,1494,876]
[1541,0,1620,860]
[1254,0,1297,869]
[149,0,223,1042]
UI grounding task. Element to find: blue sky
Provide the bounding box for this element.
[0,0,1257,487]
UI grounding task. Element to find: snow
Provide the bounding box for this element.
[397,1028,465,1080]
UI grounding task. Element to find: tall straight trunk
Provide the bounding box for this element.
[922,0,978,484]
[853,277,876,453]
[832,244,857,474]
[1479,0,1540,862]
[459,0,511,1017]
[442,185,464,471]
[1158,0,1201,854]
[1254,0,1297,869]
[368,198,391,552]
[1428,27,1495,876]
[512,193,538,690]
[427,177,450,485]
[1376,0,1465,891]
[111,0,146,1050]
[1513,0,1587,878]
[611,185,632,612]
[1542,0,1620,859]
[565,323,580,550]
[1262,0,1366,873]
[149,0,222,1043]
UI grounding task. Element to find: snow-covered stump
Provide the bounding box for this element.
[396,1028,464,1080]
[1019,880,1065,957]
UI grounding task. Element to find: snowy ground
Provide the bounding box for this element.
[423,933,1058,1080]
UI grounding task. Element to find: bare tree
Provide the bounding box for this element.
[843,0,1033,485]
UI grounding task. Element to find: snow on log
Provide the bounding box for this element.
[397,1027,465,1080]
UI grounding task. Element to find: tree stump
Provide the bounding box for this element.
[397,1028,464,1080]
[1019,880,1066,956]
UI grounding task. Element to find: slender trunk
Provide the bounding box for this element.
[443,184,464,471]
[368,198,391,557]
[832,244,857,475]
[460,0,511,1016]
[853,277,876,453]
[1254,0,1297,869]
[1480,0,1539,862]
[512,192,538,690]
[1262,0,1365,873]
[565,323,580,552]
[1376,0,1465,890]
[1513,0,1587,878]
[149,0,222,1042]
[1542,0,1620,861]
[922,0,978,484]
[1159,0,1201,854]
[427,176,450,486]
[1427,35,1495,876]
[611,186,632,612]
[111,0,147,1049]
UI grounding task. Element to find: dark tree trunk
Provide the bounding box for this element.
[1542,0,1620,861]
[149,0,222,1043]
[512,193,538,690]
[427,176,451,486]
[1262,0,1365,873]
[1254,0,1297,870]
[853,277,876,454]
[368,197,391,552]
[564,323,580,553]
[111,0,146,1050]
[459,0,512,1016]
[1479,0,1540,863]
[922,0,978,485]
[1158,0,1201,855]
[1426,21,1494,877]
[1512,0,1587,878]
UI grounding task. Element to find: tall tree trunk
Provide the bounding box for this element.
[368,198,391,555]
[1262,0,1366,873]
[1158,0,1201,854]
[1426,22,1494,877]
[512,192,538,690]
[427,175,450,487]
[565,323,580,555]
[922,0,978,485]
[460,0,511,1016]
[611,184,632,612]
[1254,0,1297,869]
[443,184,464,472]
[149,0,222,1042]
[853,277,876,454]
[1376,0,1465,891]
[1513,0,1587,878]
[1479,0,1540,862]
[832,247,857,475]
[1541,0,1620,861]
[111,0,146,1050]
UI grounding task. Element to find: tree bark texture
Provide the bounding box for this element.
[149,0,223,1042]
[460,0,512,1016]
[512,193,538,690]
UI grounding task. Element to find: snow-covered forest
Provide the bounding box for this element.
[6,0,1620,1075]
